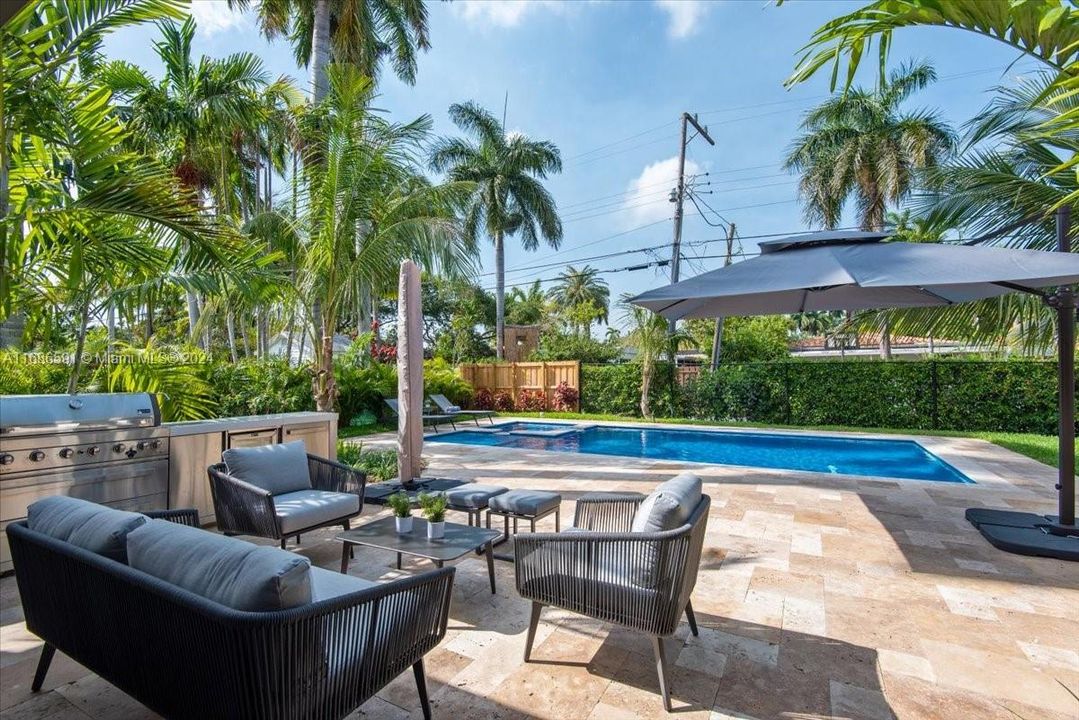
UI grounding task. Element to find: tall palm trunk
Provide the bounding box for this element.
[710,317,725,370]
[494,232,505,360]
[186,289,201,347]
[67,299,91,395]
[864,202,892,359]
[311,0,331,103]
[226,311,239,362]
[640,361,653,419]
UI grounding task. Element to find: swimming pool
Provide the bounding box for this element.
[427,422,973,483]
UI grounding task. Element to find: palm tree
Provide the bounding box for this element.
[2,0,261,390]
[871,71,1078,352]
[548,265,610,337]
[226,0,431,102]
[298,66,474,410]
[430,102,563,359]
[101,18,277,346]
[784,0,1079,206]
[784,60,956,356]
[506,280,548,326]
[620,298,686,419]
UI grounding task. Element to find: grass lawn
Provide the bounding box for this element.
[504,411,1065,469]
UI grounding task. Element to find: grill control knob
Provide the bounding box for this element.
[136,441,147,451]
[150,440,162,450]
[29,450,46,462]
[87,446,100,456]
[113,443,125,453]
[59,448,74,459]
[125,449,138,459]
[0,454,13,465]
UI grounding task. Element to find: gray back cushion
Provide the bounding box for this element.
[222,440,311,495]
[631,472,702,534]
[27,496,147,562]
[127,519,312,611]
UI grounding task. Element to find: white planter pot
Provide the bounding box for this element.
[395,516,413,534]
[427,520,445,540]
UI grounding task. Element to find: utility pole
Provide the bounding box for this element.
[670,112,716,286]
[710,223,735,370]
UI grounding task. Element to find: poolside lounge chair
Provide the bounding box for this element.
[429,393,497,426]
[383,398,457,432]
[514,472,710,711]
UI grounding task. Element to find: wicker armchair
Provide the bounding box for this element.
[514,491,710,711]
[208,454,365,548]
[8,517,455,720]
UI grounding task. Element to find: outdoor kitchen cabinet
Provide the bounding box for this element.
[165,411,337,526]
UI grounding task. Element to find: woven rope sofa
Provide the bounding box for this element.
[7,496,453,720]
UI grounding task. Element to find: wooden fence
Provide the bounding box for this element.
[458,361,580,410]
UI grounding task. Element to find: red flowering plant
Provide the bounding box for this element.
[516,389,547,411]
[492,390,515,412]
[472,388,494,410]
[551,381,579,411]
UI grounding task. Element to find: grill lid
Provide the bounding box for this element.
[0,393,161,436]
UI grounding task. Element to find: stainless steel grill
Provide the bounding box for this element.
[0,393,170,573]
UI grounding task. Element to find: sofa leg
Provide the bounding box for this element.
[280,538,287,550]
[524,602,542,662]
[31,643,55,692]
[413,659,431,720]
[685,599,699,637]
[651,636,672,712]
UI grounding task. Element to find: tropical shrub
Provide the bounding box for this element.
[551,381,579,411]
[531,331,621,363]
[208,360,313,418]
[492,390,514,412]
[336,440,410,483]
[0,351,70,395]
[516,389,547,411]
[580,363,677,417]
[423,358,473,406]
[472,387,494,410]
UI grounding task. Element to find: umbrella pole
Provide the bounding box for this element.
[1052,207,1077,531]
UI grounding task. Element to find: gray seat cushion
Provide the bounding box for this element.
[489,489,561,516]
[444,484,508,509]
[127,519,311,611]
[631,472,702,533]
[274,489,360,535]
[222,440,311,496]
[309,567,378,602]
[27,496,147,563]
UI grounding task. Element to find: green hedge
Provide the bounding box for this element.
[583,360,1062,435]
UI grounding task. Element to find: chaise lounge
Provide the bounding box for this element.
[383,398,458,432]
[513,472,710,711]
[8,496,453,720]
[428,393,497,426]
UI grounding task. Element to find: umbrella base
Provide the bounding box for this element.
[965,508,1079,561]
[365,477,470,506]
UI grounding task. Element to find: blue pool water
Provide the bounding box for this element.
[428,422,972,483]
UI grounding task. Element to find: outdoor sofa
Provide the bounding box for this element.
[208,440,365,548]
[514,472,710,711]
[7,495,454,720]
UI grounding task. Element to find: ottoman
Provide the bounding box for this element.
[444,484,509,527]
[487,490,562,560]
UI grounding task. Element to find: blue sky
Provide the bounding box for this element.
[103,0,1038,327]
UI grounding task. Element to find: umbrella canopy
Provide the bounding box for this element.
[397,259,424,484]
[631,228,1079,545]
[633,231,1079,319]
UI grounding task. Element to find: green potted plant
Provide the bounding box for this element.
[387,492,413,534]
[418,492,448,540]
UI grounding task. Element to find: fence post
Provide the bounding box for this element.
[930,360,939,430]
[542,361,549,408]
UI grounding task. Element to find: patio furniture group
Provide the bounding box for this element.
[8,495,452,720]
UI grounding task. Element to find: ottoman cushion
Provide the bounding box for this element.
[489,489,561,516]
[445,484,508,509]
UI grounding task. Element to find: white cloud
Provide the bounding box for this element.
[453,0,567,28]
[654,0,709,39]
[185,1,249,35]
[623,156,701,226]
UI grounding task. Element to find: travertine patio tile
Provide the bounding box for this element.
[876,649,936,683]
[4,421,1076,720]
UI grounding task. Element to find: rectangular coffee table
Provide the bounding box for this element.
[337,517,501,594]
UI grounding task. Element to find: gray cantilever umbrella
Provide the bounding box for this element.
[632,221,1079,558]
